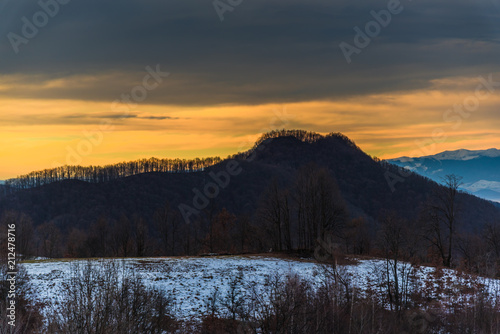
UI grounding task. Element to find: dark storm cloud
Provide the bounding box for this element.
[1,0,500,105]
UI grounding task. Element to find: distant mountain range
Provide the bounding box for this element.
[389,148,500,203]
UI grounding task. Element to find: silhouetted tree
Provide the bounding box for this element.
[344,217,371,255]
[378,212,414,312]
[133,216,148,257]
[211,208,236,254]
[37,221,62,258]
[484,222,500,258]
[259,180,291,251]
[86,217,110,257]
[423,174,463,267]
[201,201,219,254]
[294,164,348,251]
[112,216,133,257]
[66,228,88,258]
[154,202,180,256]
[5,156,223,190]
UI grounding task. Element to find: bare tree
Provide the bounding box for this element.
[154,202,180,256]
[66,228,88,258]
[200,201,218,254]
[378,212,414,312]
[5,156,224,190]
[111,216,133,257]
[259,180,290,251]
[343,217,370,255]
[294,164,348,251]
[47,261,176,333]
[134,216,148,257]
[484,222,500,258]
[37,221,62,258]
[236,214,251,253]
[423,174,462,267]
[281,192,292,252]
[211,208,236,254]
[221,270,246,321]
[86,217,110,257]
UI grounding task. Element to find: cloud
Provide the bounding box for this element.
[83,113,178,120]
[139,116,177,120]
[0,0,499,106]
[0,110,180,126]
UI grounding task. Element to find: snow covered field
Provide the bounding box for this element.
[24,256,323,319]
[23,256,500,320]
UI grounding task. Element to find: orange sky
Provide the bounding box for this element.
[2,0,500,180]
[1,73,499,180]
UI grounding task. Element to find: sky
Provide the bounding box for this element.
[1,0,500,179]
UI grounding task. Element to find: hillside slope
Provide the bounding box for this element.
[1,132,498,233]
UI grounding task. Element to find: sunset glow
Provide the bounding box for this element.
[1,0,499,179]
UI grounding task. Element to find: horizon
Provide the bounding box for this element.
[1,0,500,179]
[0,130,498,180]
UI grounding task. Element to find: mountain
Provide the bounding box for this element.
[390,149,500,203]
[1,132,499,235]
[422,148,500,161]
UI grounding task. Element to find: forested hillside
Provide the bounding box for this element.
[1,130,499,274]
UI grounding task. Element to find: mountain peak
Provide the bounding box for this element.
[391,148,500,162]
[421,148,500,161]
[389,148,500,203]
